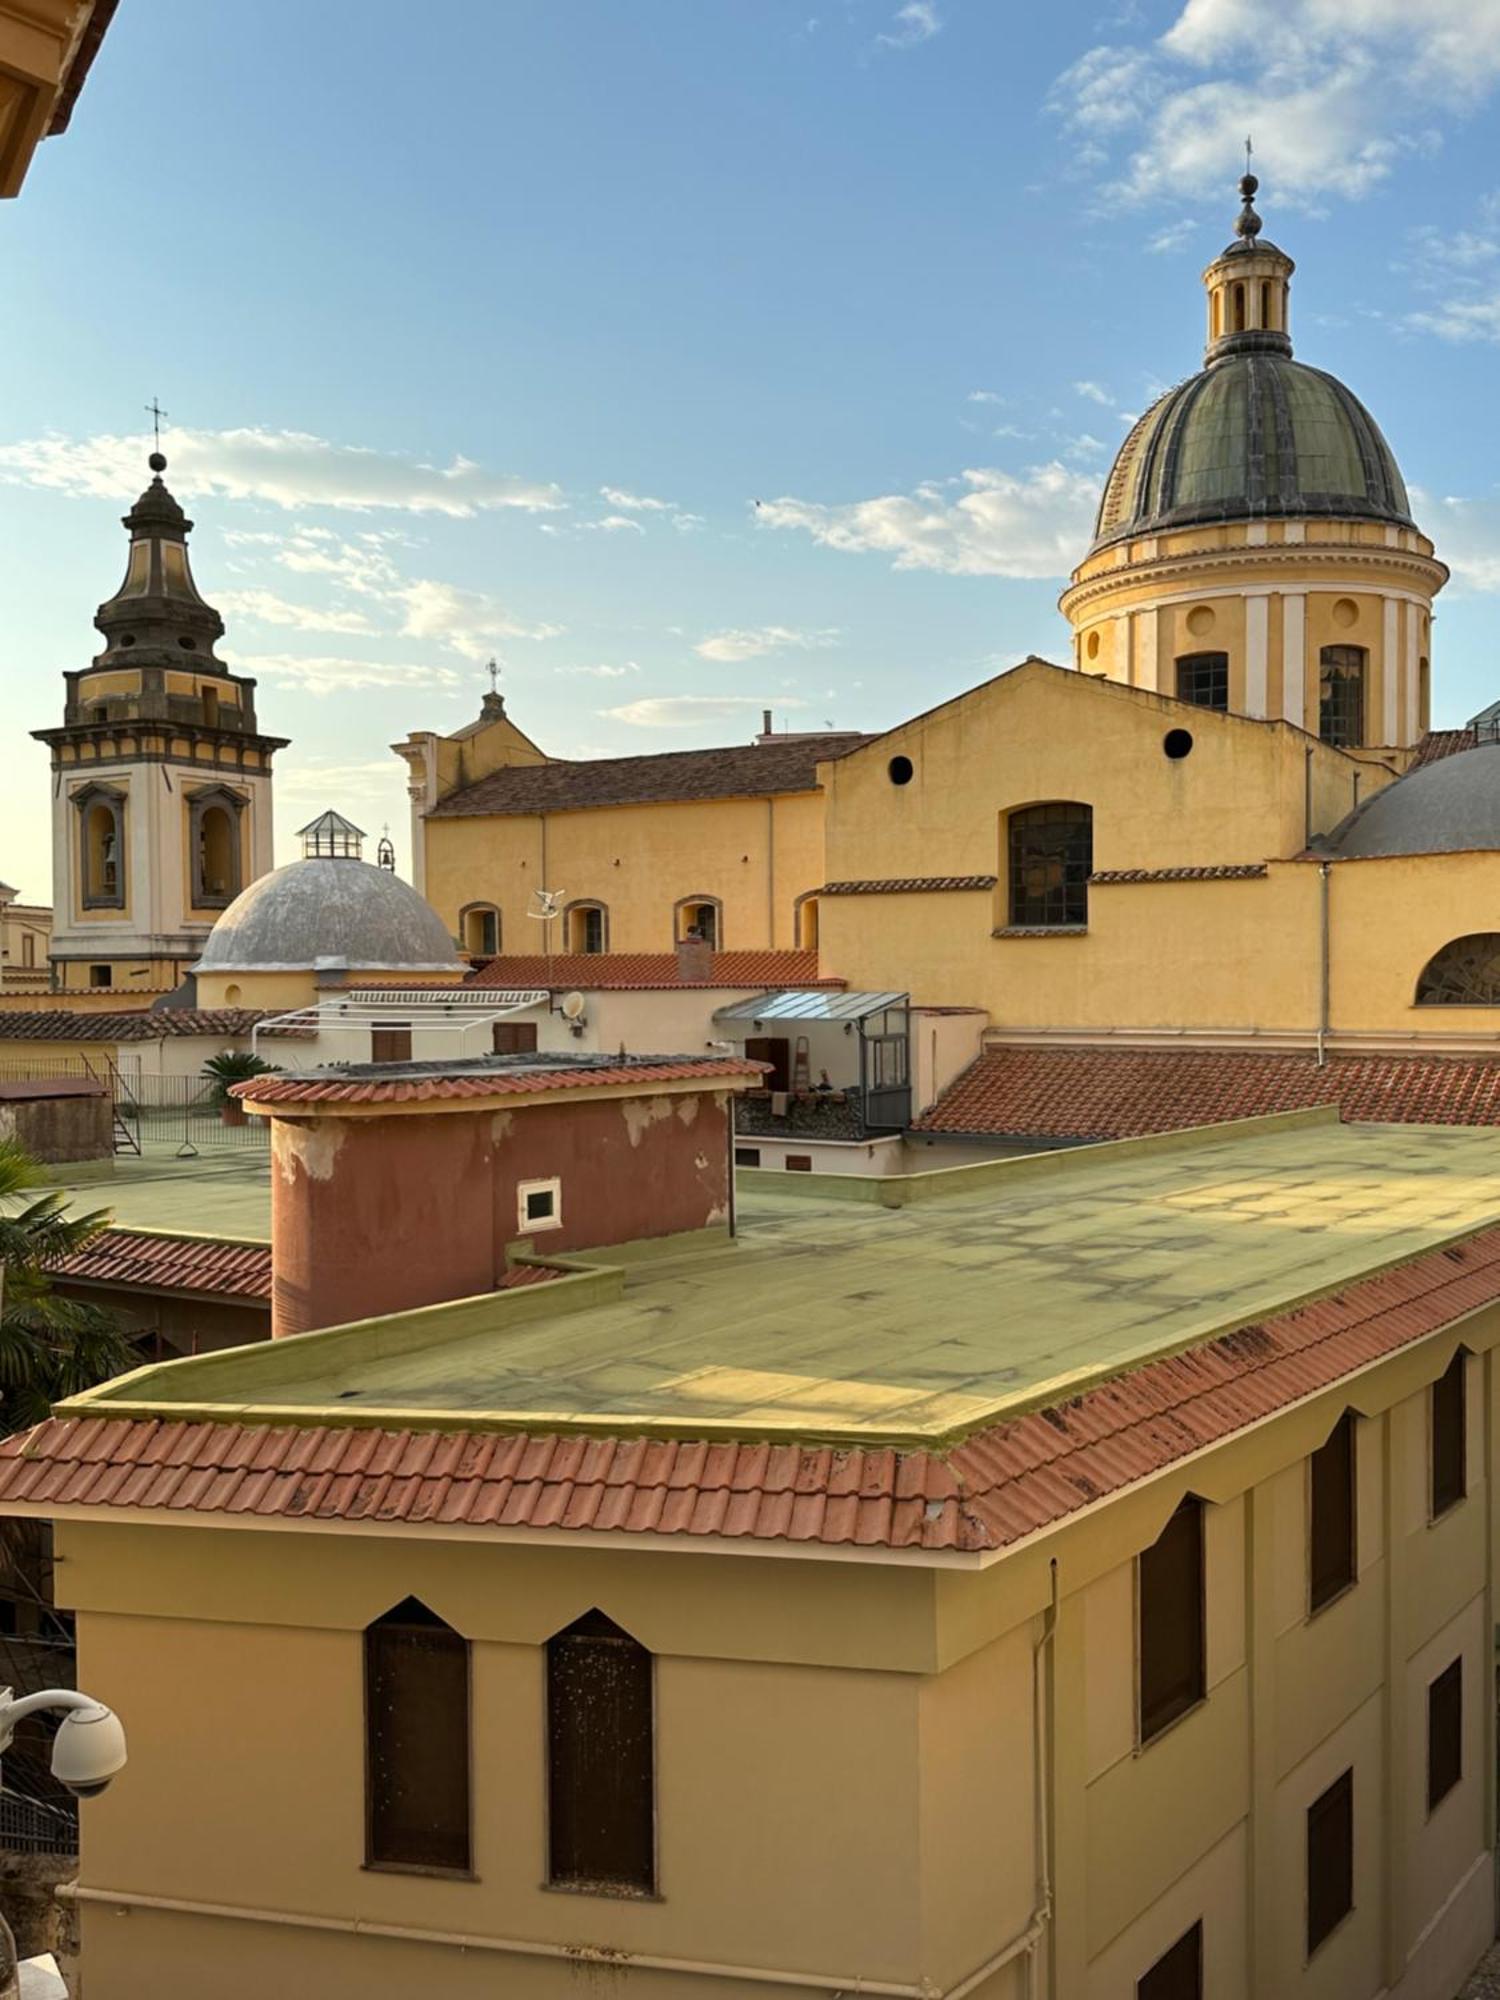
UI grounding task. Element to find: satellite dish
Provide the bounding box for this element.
[560,991,587,1021]
[528,887,566,919]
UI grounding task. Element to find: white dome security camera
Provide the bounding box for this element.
[0,1687,126,1801]
[50,1703,127,1798]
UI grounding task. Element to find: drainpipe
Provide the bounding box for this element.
[766,797,776,947]
[1317,861,1331,1068]
[1032,1559,1059,2000]
[1303,746,1313,850]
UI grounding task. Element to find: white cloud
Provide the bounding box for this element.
[275,758,407,802]
[588,513,647,535]
[558,661,641,678]
[604,696,808,729]
[1401,197,1500,341]
[1074,381,1111,405]
[1064,434,1108,461]
[968,389,1005,405]
[599,486,674,512]
[756,463,1099,579]
[1148,218,1199,253]
[395,580,563,661]
[0,427,564,517]
[876,1,940,50]
[1049,2,1500,208]
[1412,489,1500,591]
[693,625,840,662]
[225,652,463,696]
[216,587,376,635]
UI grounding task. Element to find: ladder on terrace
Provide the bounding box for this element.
[88,1057,140,1156]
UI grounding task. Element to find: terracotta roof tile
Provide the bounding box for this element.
[0,1008,277,1043]
[1089,865,1267,884]
[235,1056,764,1107]
[429,736,873,818]
[464,951,839,992]
[820,876,997,895]
[50,1230,272,1300]
[1411,729,1476,768]
[915,1045,1500,1140]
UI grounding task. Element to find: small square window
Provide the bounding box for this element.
[734,1147,761,1167]
[517,1178,562,1233]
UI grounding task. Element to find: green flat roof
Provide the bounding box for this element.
[70,1116,1500,1448]
[49,1153,271,1242]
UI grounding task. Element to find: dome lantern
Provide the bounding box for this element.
[93,452,228,671]
[1201,170,1295,365]
[297,809,365,861]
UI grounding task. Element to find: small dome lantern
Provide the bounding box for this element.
[297,809,365,861]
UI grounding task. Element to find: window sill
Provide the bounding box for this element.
[992,925,1089,939]
[1307,1577,1357,1622]
[542,1878,662,1904]
[1428,1494,1467,1527]
[363,1860,477,1883]
[1135,1692,1206,1753]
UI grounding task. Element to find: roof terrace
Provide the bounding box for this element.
[67,1111,1500,1448]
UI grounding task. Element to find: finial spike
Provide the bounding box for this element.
[145,397,169,475]
[1234,147,1262,240]
[486,656,500,695]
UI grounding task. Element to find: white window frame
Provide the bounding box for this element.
[517,1176,563,1234]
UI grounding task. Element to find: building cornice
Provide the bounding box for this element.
[1060,539,1449,621]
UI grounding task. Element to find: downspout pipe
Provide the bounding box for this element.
[1317,861,1331,1068]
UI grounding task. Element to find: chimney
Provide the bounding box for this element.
[761,709,772,736]
[676,931,714,983]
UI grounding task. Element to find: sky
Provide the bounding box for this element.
[4,0,1500,900]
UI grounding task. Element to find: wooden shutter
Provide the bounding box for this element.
[365,1599,470,1872]
[547,1609,655,1893]
[492,1021,539,1055]
[371,1025,413,1064]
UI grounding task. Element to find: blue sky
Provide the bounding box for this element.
[4,0,1500,898]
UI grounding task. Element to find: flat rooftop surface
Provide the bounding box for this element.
[50,1153,271,1242]
[83,1119,1500,1446]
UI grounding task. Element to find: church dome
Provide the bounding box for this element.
[1323,744,1500,859]
[194,857,461,974]
[1092,354,1413,551]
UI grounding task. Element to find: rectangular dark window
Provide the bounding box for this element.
[1306,1768,1354,1955]
[547,1610,655,1894]
[1008,803,1093,929]
[476,909,498,955]
[1138,1921,1202,2000]
[371,1025,413,1064]
[1175,653,1229,711]
[1138,1496,1205,1745]
[492,1020,539,1055]
[525,1186,556,1223]
[89,964,112,989]
[1427,1657,1462,1813]
[1309,1413,1356,1613]
[1318,646,1365,749]
[1431,1351,1467,1518]
[365,1600,470,1873]
[734,1147,761,1167]
[745,1036,791,1092]
[785,1154,813,1172]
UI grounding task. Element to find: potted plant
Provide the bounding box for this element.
[201,1049,277,1127]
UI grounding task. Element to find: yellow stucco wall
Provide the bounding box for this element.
[43,1320,1500,1999]
[422,789,829,955]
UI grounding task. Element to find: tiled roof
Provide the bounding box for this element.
[50,1231,272,1301]
[465,951,840,991]
[0,1009,272,1043]
[1089,864,1267,884]
[916,1044,1500,1140]
[430,737,872,818]
[235,1056,765,1107]
[1411,729,1476,768]
[4,1223,1497,1551]
[821,876,997,895]
[0,1078,106,1101]
[50,1232,562,1303]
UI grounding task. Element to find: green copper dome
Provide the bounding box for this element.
[1092,354,1413,551]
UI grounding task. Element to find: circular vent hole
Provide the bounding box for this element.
[178,636,198,651]
[1163,728,1194,760]
[888,755,914,786]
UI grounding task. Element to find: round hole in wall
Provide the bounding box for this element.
[1163,728,1194,761]
[178,635,198,651]
[119,634,136,648]
[1332,598,1358,630]
[888,754,914,786]
[224,983,242,1005]
[1186,604,1216,637]
[1085,631,1101,661]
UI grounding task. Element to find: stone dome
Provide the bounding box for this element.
[194,857,461,973]
[1324,744,1500,859]
[1092,352,1413,552]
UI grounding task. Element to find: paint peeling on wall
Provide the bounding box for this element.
[676,1095,700,1127]
[273,1118,346,1186]
[621,1093,675,1148]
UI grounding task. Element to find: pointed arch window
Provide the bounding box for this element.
[364,1597,471,1873]
[546,1609,655,1894]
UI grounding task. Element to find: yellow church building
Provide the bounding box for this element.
[400,176,1500,1128]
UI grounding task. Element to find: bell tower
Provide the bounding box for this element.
[32,452,290,993]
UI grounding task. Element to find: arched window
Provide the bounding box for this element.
[1318,646,1365,749]
[1260,280,1272,329]
[1231,281,1246,332]
[1007,803,1092,929]
[565,900,608,954]
[673,895,722,949]
[794,891,820,952]
[74,784,126,910]
[1175,652,1229,711]
[187,786,246,908]
[546,1609,655,1894]
[1419,656,1431,732]
[364,1597,470,1873]
[460,903,500,957]
[1416,934,1500,1006]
